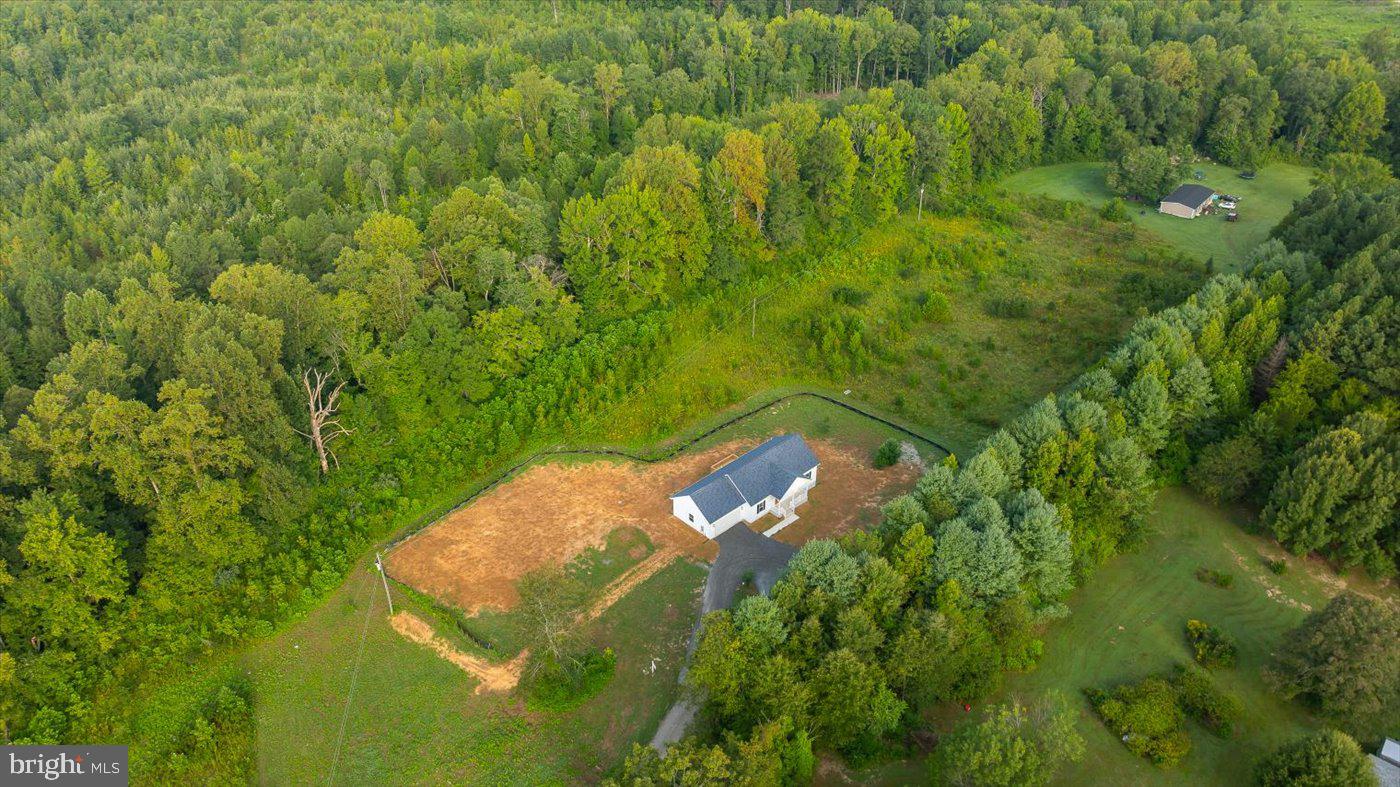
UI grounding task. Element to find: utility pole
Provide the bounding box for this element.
[375,552,394,616]
[918,184,926,220]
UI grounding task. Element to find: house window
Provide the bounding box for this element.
[688,513,694,523]
[803,469,813,479]
[757,500,766,513]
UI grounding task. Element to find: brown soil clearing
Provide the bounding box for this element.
[386,436,919,614]
[390,611,526,693]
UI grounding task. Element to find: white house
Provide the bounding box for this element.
[1372,738,1400,787]
[671,433,819,539]
[1158,184,1216,218]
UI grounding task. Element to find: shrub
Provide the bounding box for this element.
[831,285,871,306]
[928,693,1084,786]
[1194,567,1234,588]
[984,295,1032,318]
[1266,558,1287,575]
[1173,666,1241,737]
[1255,730,1377,787]
[1100,197,1129,222]
[1085,677,1191,766]
[923,291,951,323]
[873,439,902,469]
[524,648,616,712]
[1185,620,1237,668]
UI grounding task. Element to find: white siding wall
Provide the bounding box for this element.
[671,496,711,537]
[1159,201,1199,218]
[708,506,747,537]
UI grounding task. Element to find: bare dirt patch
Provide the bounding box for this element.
[390,611,526,693]
[771,449,920,546]
[386,436,918,614]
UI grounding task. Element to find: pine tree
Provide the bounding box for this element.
[1005,489,1074,604]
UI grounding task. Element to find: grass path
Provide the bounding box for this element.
[1002,161,1314,267]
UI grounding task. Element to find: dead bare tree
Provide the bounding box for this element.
[1253,335,1290,404]
[296,366,352,475]
[521,253,569,287]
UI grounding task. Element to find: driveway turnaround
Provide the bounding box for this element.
[704,524,799,612]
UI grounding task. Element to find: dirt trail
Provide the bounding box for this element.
[580,547,682,624]
[389,611,526,693]
[390,548,686,693]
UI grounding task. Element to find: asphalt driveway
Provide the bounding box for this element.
[651,524,797,751]
[703,524,798,613]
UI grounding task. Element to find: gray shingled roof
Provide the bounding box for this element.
[1372,755,1400,787]
[1162,183,1215,209]
[673,434,819,522]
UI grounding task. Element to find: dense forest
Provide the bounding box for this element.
[0,0,1396,768]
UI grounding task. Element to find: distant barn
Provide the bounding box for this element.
[1158,184,1216,218]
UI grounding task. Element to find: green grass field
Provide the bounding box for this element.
[1002,161,1315,268]
[246,556,705,785]
[1284,0,1400,47]
[846,488,1399,786]
[590,208,1201,457]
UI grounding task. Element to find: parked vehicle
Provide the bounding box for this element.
[1220,200,1237,210]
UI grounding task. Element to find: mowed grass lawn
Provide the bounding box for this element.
[998,488,1397,785]
[847,488,1398,786]
[245,557,705,785]
[1008,489,1316,785]
[1002,161,1314,267]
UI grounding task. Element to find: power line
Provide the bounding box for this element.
[326,568,378,786]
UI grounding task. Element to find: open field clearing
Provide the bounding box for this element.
[243,557,707,784]
[592,210,1202,457]
[72,203,1207,783]
[1002,161,1314,266]
[387,435,917,614]
[1284,0,1400,45]
[129,204,1193,781]
[845,488,1399,786]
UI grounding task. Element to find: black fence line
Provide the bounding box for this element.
[381,391,953,557]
